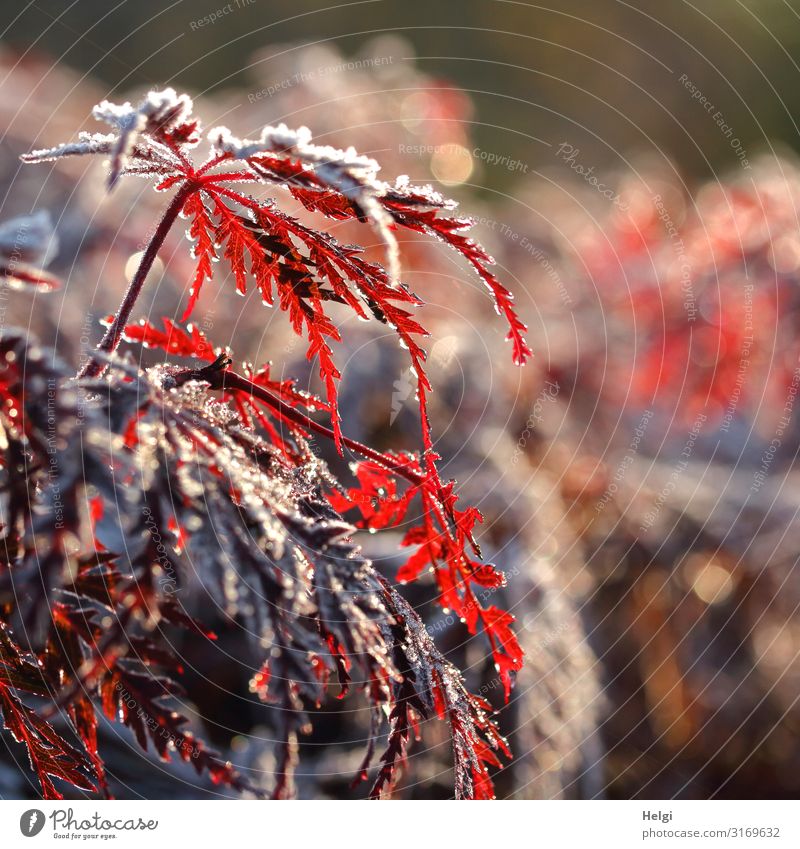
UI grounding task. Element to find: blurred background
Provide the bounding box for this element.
[2,0,800,800]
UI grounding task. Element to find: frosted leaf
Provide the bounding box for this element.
[7,86,527,801]
[20,131,115,165]
[0,211,60,291]
[389,178,458,210]
[208,124,314,160]
[209,123,400,285]
[0,210,58,266]
[93,88,193,134]
[93,88,195,188]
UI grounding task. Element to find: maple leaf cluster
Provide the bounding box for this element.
[2,88,532,799]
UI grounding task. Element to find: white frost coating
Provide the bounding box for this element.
[392,176,457,210]
[92,88,193,132]
[20,132,115,165]
[20,90,196,189]
[21,90,405,283]
[208,124,380,177]
[92,99,140,127]
[208,124,401,286]
[93,88,195,188]
[210,124,311,160]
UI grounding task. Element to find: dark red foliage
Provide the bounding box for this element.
[329,455,524,698]
[4,88,530,799]
[0,627,96,799]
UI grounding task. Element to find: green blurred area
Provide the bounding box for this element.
[4,0,800,188]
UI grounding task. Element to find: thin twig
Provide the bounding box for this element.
[79,181,195,379]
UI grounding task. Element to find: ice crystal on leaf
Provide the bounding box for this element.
[6,89,532,799]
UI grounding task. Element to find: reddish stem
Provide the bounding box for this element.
[202,171,259,184]
[79,181,196,378]
[204,367,427,489]
[197,152,231,176]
